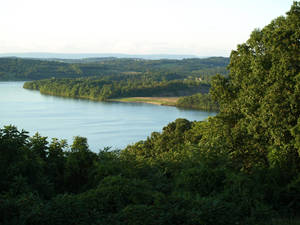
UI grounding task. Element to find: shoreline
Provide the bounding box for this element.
[108,97,179,106]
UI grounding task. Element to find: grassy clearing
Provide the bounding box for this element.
[108,97,179,106]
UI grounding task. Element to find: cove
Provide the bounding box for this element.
[0,82,216,151]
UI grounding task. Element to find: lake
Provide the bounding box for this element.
[0,82,216,151]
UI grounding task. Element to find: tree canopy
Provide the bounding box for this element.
[23,76,210,101]
[209,1,300,168]
[0,57,229,81]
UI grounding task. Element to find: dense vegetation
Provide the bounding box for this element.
[23,77,210,101]
[1,2,300,225]
[176,93,219,111]
[23,75,219,110]
[0,57,229,81]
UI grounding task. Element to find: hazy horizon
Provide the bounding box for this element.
[1,0,294,57]
[0,52,204,59]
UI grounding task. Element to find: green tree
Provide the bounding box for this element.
[71,136,89,152]
[210,2,300,169]
[65,136,98,193]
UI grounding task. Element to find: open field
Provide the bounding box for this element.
[109,97,179,106]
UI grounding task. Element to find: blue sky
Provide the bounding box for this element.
[0,0,294,56]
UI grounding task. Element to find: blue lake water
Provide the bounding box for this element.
[0,82,216,151]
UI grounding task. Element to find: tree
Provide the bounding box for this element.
[65,136,98,193]
[210,2,300,169]
[28,133,48,160]
[71,136,89,152]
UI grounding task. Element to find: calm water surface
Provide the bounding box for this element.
[0,82,216,151]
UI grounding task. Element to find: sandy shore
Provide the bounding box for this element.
[108,97,179,106]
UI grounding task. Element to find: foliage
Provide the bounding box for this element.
[209,1,300,169]
[0,57,229,81]
[176,92,219,111]
[23,77,210,101]
[1,2,300,224]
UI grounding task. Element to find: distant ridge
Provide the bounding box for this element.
[0,52,199,60]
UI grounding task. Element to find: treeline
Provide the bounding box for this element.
[23,77,210,101]
[176,93,219,111]
[0,57,229,81]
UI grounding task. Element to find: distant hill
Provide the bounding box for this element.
[0,53,198,60]
[0,57,229,81]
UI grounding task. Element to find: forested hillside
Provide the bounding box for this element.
[0,57,229,81]
[1,2,300,225]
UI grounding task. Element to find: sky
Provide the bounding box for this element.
[0,0,294,56]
